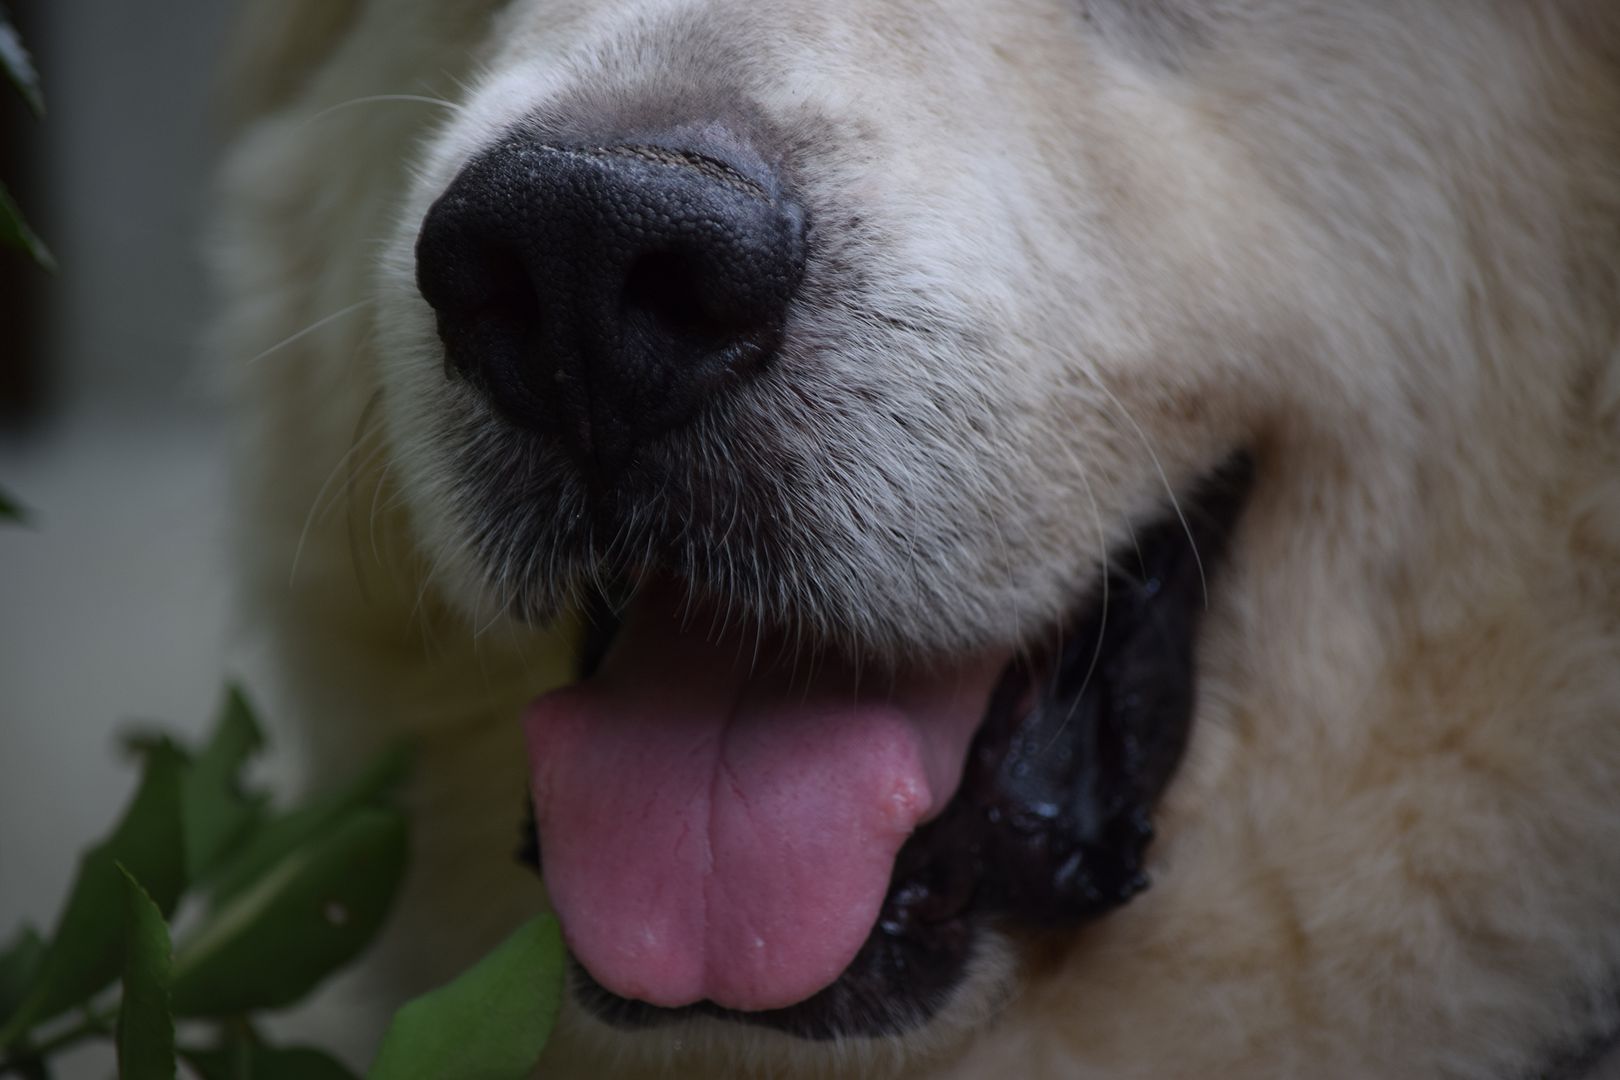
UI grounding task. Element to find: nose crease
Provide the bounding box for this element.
[544,144,772,202]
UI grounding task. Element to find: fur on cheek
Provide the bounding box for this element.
[214,0,1620,1076]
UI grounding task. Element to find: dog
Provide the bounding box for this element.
[211,2,1620,1076]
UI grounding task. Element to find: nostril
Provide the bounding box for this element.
[477,249,541,331]
[423,238,543,400]
[622,250,747,347]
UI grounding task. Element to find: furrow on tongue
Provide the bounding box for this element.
[522,589,1001,1013]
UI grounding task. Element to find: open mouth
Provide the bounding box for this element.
[518,453,1255,1040]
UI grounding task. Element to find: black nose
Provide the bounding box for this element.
[415,133,806,476]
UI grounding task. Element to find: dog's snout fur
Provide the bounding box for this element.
[214,1,1620,1077]
[415,128,806,476]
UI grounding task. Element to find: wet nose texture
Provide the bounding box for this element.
[415,136,807,479]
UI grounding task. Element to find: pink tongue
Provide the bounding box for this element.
[523,591,1003,1012]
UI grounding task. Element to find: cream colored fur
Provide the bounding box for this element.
[212,1,1620,1076]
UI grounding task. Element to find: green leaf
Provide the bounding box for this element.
[0,12,43,116]
[0,743,186,1050]
[115,866,175,1080]
[170,807,408,1017]
[0,926,45,1026]
[0,182,53,271]
[0,487,26,524]
[183,685,269,883]
[181,1044,360,1080]
[205,743,409,906]
[368,915,564,1080]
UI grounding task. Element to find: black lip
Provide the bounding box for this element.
[521,453,1256,1041]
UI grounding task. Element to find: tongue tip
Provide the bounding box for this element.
[553,900,870,1013]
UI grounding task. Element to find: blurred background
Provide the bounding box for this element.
[0,0,264,1041]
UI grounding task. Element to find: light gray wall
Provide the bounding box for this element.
[34,0,241,413]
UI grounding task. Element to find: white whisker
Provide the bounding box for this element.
[290,429,374,586]
[473,586,518,640]
[247,300,371,365]
[1049,442,1111,751]
[1087,376,1208,609]
[303,94,462,127]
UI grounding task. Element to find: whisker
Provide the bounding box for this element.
[367,456,396,571]
[473,585,518,640]
[324,429,390,526]
[1047,443,1110,752]
[290,412,379,586]
[302,93,462,127]
[247,300,372,365]
[341,389,388,601]
[1085,376,1209,609]
[410,543,453,654]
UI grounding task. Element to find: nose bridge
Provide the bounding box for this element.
[414,122,807,480]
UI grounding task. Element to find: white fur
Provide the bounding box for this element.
[212,1,1620,1076]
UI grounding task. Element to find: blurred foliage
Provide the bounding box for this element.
[0,19,566,1078]
[0,6,52,271]
[0,7,42,116]
[0,688,565,1079]
[1,4,43,522]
